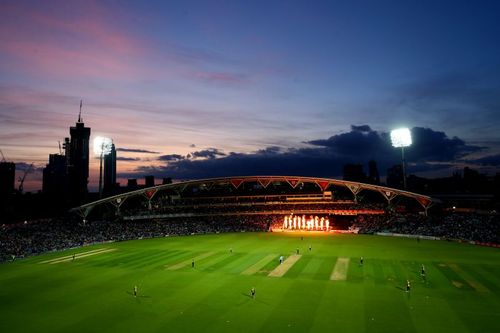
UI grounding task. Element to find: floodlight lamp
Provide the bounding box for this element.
[93,136,113,156]
[390,128,412,148]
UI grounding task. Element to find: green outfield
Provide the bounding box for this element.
[1,232,499,333]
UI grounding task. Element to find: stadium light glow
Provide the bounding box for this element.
[94,136,113,198]
[93,136,113,156]
[391,128,412,190]
[390,128,412,148]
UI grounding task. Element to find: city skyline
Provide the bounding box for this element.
[1,0,500,191]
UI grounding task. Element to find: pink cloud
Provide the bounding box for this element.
[1,1,143,53]
[0,1,154,80]
[3,40,145,80]
[0,2,264,84]
[25,5,143,56]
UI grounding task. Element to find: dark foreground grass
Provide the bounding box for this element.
[1,233,499,333]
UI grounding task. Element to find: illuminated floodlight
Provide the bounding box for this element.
[391,127,412,190]
[390,128,412,148]
[93,136,113,156]
[94,136,113,198]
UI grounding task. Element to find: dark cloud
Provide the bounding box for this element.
[122,125,482,180]
[158,154,185,162]
[307,125,481,162]
[468,154,500,166]
[307,125,389,158]
[131,150,338,180]
[116,157,141,162]
[157,150,226,162]
[255,146,283,155]
[407,162,455,174]
[116,148,160,154]
[351,125,372,133]
[408,127,482,162]
[190,148,226,159]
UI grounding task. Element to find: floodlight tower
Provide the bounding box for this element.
[93,136,113,198]
[390,128,412,190]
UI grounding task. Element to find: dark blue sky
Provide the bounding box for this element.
[1,0,499,189]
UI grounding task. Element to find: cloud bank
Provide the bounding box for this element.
[119,125,483,180]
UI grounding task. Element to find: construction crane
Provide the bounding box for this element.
[18,163,34,193]
[0,149,6,162]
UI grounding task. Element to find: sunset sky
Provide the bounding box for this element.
[1,0,499,191]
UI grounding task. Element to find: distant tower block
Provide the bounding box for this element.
[43,154,68,197]
[127,179,138,190]
[0,161,15,196]
[145,175,155,187]
[103,143,117,195]
[68,101,91,203]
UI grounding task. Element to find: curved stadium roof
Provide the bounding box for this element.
[72,176,439,219]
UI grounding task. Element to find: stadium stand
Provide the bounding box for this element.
[2,211,499,263]
[1,177,498,262]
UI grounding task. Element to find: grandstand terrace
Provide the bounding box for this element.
[72,176,438,222]
[3,177,499,263]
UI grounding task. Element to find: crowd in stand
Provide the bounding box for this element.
[2,212,498,263]
[0,215,276,263]
[353,213,500,243]
[124,201,384,217]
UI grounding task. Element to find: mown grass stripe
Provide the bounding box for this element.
[371,259,386,284]
[435,263,475,290]
[241,254,277,275]
[83,250,134,267]
[39,248,110,264]
[268,254,302,278]
[314,257,336,280]
[363,288,418,333]
[330,257,349,281]
[224,252,262,274]
[202,253,245,272]
[123,251,180,269]
[186,252,230,271]
[461,265,500,295]
[284,255,312,278]
[103,250,157,267]
[449,263,490,292]
[130,251,188,269]
[48,249,116,264]
[161,250,202,266]
[166,251,215,270]
[260,279,328,332]
[346,257,363,283]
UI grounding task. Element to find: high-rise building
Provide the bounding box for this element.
[368,160,380,185]
[68,114,91,203]
[387,164,404,189]
[343,164,366,183]
[127,179,138,190]
[43,154,68,197]
[0,161,15,196]
[103,143,117,196]
[145,175,155,188]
